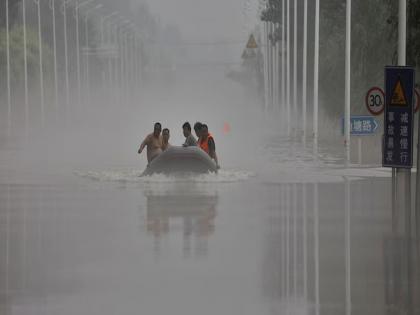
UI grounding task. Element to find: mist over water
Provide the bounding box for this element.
[2,1,419,315]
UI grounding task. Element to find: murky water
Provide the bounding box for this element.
[0,140,419,315]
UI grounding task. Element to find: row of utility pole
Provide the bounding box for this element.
[261,0,321,152]
[261,0,419,237]
[3,0,143,135]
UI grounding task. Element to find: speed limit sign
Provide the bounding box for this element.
[365,87,385,115]
[415,88,420,113]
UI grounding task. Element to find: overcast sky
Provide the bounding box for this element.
[140,0,259,42]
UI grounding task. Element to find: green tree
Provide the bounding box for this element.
[0,26,52,89]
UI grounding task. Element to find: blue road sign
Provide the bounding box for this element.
[383,66,415,169]
[341,116,379,136]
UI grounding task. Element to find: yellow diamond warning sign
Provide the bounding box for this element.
[390,78,408,106]
[246,34,258,49]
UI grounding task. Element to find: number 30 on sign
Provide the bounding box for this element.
[365,87,385,115]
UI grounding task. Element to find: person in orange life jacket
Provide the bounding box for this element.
[199,124,220,169]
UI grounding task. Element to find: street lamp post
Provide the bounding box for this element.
[286,0,291,136]
[99,12,118,97]
[293,0,297,135]
[83,4,103,105]
[109,17,125,103]
[6,0,12,136]
[22,0,29,134]
[117,21,131,106]
[49,0,59,118]
[133,34,142,96]
[344,0,352,163]
[281,0,285,124]
[61,0,70,110]
[74,0,81,108]
[74,0,94,110]
[263,22,269,112]
[100,12,118,46]
[313,0,320,154]
[133,35,138,96]
[34,0,45,126]
[123,29,130,106]
[302,0,308,143]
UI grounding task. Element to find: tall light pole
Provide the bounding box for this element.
[100,12,118,95]
[313,0,320,154]
[109,18,123,104]
[281,0,285,124]
[22,0,29,134]
[267,22,273,110]
[119,22,133,106]
[344,0,351,164]
[293,0,297,135]
[98,11,118,98]
[133,35,141,96]
[83,4,102,105]
[61,0,70,110]
[264,22,269,112]
[123,27,132,106]
[35,0,45,126]
[275,24,280,112]
[100,12,118,46]
[286,0,291,136]
[74,0,94,110]
[6,0,12,136]
[302,0,308,143]
[49,0,59,118]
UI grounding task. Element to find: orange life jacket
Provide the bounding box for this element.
[199,133,214,154]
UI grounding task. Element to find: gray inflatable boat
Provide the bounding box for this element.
[141,146,218,176]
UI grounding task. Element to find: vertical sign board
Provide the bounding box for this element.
[383,66,415,168]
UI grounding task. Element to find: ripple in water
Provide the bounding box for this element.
[75,169,254,183]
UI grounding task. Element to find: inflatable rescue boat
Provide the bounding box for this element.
[141,146,218,176]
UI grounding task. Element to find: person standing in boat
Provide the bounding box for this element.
[199,124,220,169]
[161,128,171,151]
[138,122,163,163]
[182,122,197,147]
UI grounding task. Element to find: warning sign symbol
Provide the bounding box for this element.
[246,34,258,49]
[390,78,408,106]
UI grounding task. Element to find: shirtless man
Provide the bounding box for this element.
[138,122,163,163]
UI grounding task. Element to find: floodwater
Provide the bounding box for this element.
[1,136,419,315]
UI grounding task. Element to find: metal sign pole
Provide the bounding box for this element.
[397,0,411,239]
[417,97,420,238]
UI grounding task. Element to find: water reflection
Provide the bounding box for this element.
[383,236,420,314]
[263,179,420,315]
[144,184,218,258]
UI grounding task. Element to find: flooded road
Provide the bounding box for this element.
[0,140,419,315]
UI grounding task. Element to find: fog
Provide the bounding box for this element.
[1,0,420,314]
[1,0,269,175]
